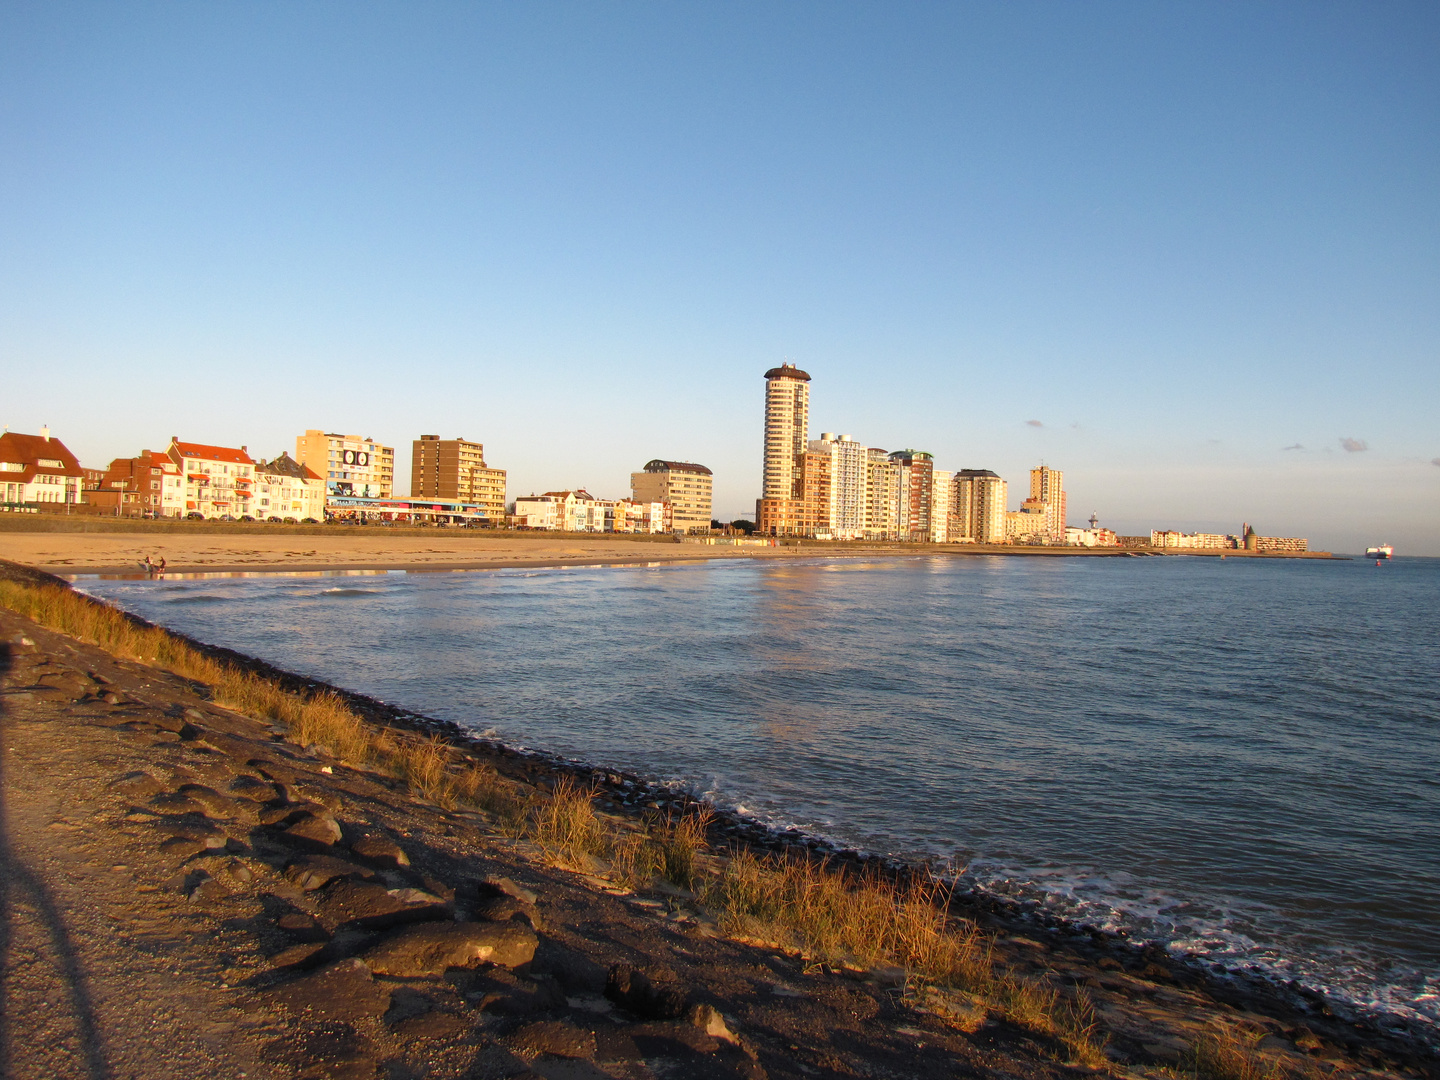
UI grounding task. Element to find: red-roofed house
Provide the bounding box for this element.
[166,437,256,519]
[92,450,185,517]
[0,427,87,507]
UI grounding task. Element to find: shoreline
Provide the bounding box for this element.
[9,559,1430,1070]
[1,517,1341,577]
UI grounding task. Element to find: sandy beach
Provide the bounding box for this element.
[0,527,790,576]
[0,520,1335,577]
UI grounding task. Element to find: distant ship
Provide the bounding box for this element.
[1366,545,1393,561]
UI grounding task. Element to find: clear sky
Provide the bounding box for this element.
[2,3,1436,553]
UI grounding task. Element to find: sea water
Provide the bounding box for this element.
[77,554,1440,1032]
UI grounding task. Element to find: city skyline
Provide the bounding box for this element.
[2,5,1436,552]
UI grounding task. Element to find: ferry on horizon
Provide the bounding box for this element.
[1366,544,1393,562]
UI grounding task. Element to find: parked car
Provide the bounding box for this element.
[239,515,254,522]
[301,517,318,524]
[186,512,204,520]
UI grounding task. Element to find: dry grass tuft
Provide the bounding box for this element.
[1174,1027,1313,1080]
[530,777,608,862]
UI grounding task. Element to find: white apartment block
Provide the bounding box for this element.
[930,469,952,543]
[1006,504,1050,543]
[254,452,327,522]
[166,438,256,519]
[807,434,867,540]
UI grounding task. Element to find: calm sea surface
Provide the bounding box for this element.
[78,555,1440,1030]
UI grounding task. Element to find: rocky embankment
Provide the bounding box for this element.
[0,566,1430,1080]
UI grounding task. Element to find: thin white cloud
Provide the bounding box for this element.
[1432,457,1440,467]
[1340,437,1368,453]
[1282,443,1304,451]
[1026,419,1043,428]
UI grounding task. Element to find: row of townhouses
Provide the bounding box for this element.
[511,460,714,535]
[0,427,715,534]
[0,428,504,524]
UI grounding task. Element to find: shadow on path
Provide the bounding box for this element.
[0,640,111,1079]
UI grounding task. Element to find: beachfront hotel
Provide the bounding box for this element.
[630,460,713,535]
[296,430,395,500]
[411,436,507,521]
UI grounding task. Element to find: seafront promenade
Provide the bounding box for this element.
[0,520,1335,577]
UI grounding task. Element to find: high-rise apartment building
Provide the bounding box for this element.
[806,434,866,540]
[889,450,934,542]
[762,364,810,500]
[930,469,952,543]
[630,459,713,534]
[864,448,901,540]
[951,469,1008,543]
[1030,465,1066,542]
[411,436,506,520]
[296,430,394,500]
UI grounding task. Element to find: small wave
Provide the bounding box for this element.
[317,588,381,597]
[163,594,231,604]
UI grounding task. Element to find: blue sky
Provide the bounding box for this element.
[2,3,1436,552]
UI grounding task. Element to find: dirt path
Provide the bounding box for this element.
[0,627,281,1078]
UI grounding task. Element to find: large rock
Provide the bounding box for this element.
[149,792,210,817]
[110,770,166,798]
[316,879,449,931]
[278,810,344,846]
[284,854,375,891]
[361,921,537,977]
[483,876,539,906]
[350,834,410,868]
[177,783,240,818]
[505,1020,597,1059]
[261,958,391,1023]
[474,894,543,931]
[228,774,283,802]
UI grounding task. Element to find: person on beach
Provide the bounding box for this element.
[156,556,166,574]
[142,555,153,574]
